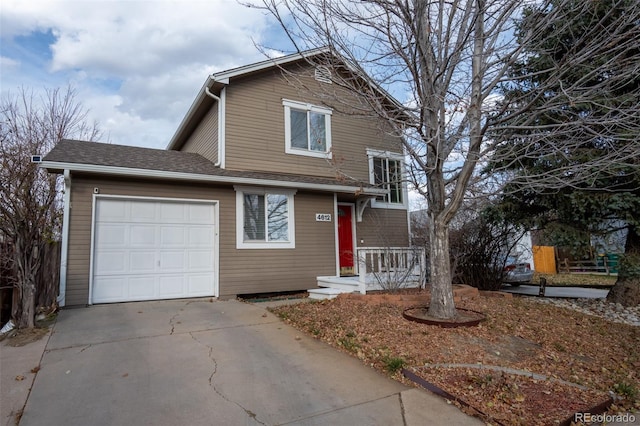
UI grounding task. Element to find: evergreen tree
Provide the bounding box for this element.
[490,0,640,305]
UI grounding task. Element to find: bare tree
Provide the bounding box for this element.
[0,86,100,328]
[254,0,640,318]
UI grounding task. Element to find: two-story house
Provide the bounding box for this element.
[42,48,412,306]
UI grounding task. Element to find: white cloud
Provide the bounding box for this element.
[0,56,20,73]
[1,0,283,148]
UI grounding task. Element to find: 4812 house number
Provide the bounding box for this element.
[315,213,332,222]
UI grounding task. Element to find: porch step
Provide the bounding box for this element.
[316,276,361,292]
[307,288,354,300]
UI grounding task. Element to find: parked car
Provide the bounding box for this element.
[503,257,533,286]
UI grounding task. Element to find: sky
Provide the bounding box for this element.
[0,0,291,149]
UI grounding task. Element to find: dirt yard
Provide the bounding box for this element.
[270,290,639,425]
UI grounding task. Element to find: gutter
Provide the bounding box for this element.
[57,169,71,307]
[39,161,387,196]
[204,85,226,168]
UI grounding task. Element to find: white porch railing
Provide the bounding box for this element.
[356,247,427,294]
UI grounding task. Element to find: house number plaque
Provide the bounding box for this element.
[315,213,332,222]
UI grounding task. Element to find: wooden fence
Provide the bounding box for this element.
[557,255,619,275]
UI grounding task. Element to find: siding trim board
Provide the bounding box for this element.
[41,161,386,196]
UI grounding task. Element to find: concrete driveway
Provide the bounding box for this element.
[19,299,481,426]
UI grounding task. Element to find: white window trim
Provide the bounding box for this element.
[234,186,296,249]
[367,148,408,210]
[283,99,333,159]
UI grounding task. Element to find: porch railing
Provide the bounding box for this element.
[356,247,427,294]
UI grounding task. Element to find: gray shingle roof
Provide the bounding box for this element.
[43,139,374,190]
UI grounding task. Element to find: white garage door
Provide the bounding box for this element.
[91,197,216,304]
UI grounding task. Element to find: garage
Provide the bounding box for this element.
[91,196,217,304]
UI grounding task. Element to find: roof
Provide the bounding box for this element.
[212,47,330,84]
[42,139,383,195]
[167,48,331,151]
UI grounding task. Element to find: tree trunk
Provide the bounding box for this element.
[428,219,457,318]
[12,231,39,328]
[18,279,36,328]
[607,226,640,307]
[10,276,36,328]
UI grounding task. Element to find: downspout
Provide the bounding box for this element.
[204,85,226,168]
[57,169,71,307]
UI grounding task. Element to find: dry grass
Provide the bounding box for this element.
[534,272,617,287]
[271,294,639,425]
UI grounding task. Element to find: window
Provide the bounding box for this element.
[235,186,296,249]
[367,149,407,209]
[283,99,332,159]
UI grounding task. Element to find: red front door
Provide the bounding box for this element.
[338,204,355,276]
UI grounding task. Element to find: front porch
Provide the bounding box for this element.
[310,247,427,300]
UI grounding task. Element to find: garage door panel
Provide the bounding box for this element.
[130,202,156,222]
[159,275,186,297]
[160,203,187,223]
[129,251,157,273]
[93,276,127,302]
[159,251,186,271]
[189,204,215,223]
[130,225,157,247]
[92,198,216,304]
[97,199,128,222]
[160,226,186,246]
[188,227,214,246]
[188,250,214,270]
[95,224,128,246]
[188,274,214,294]
[128,276,157,298]
[94,251,128,274]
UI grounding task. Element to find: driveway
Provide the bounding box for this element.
[19,299,481,426]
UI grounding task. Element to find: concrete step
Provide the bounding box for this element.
[316,276,361,292]
[307,288,354,300]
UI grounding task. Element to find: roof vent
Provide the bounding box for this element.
[314,66,332,84]
[31,155,42,163]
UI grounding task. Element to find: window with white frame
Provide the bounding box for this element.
[367,149,406,208]
[283,99,332,159]
[235,186,296,249]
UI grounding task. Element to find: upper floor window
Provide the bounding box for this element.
[235,186,296,249]
[367,149,407,209]
[283,99,332,159]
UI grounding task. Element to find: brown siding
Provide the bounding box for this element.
[65,173,335,306]
[356,208,409,248]
[181,104,218,162]
[220,191,336,296]
[224,65,403,181]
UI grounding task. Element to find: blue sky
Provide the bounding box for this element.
[1,0,292,149]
